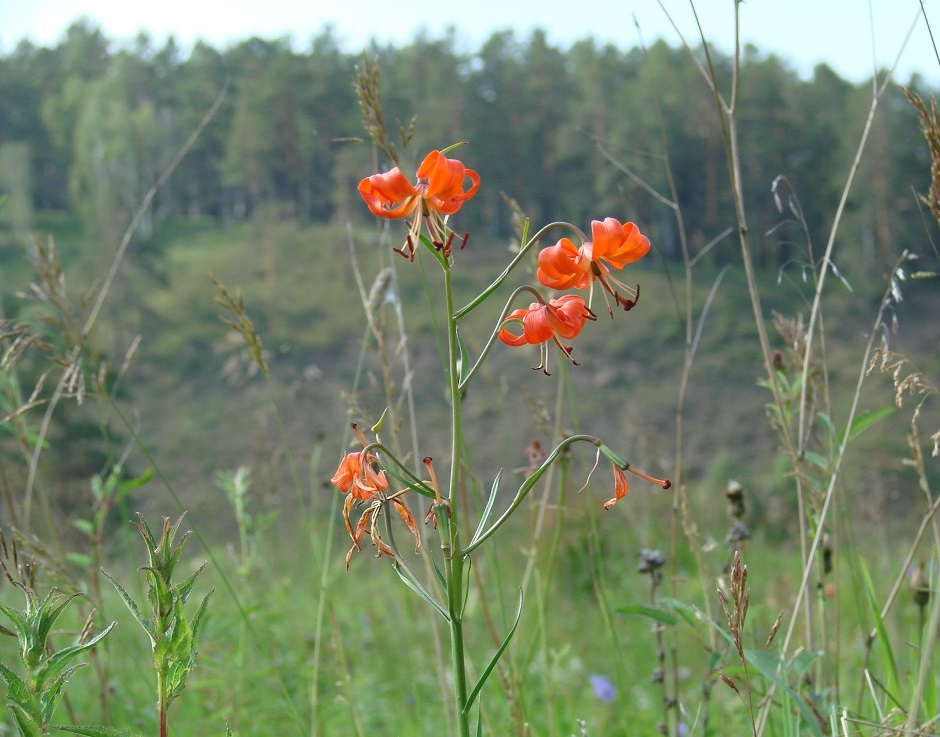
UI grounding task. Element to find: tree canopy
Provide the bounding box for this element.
[0,20,935,275]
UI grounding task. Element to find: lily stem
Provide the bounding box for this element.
[442,256,472,737]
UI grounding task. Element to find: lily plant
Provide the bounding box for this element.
[332,145,669,737]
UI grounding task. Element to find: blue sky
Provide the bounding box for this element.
[2,0,938,84]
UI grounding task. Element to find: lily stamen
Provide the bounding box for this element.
[624,465,671,489]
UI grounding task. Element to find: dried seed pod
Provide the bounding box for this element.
[725,480,745,519]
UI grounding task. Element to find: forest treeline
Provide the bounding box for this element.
[0,20,935,275]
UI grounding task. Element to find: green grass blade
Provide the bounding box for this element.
[464,588,523,713]
[861,560,900,701]
[616,603,679,626]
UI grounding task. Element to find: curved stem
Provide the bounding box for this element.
[454,221,585,319]
[381,501,447,618]
[463,434,602,556]
[457,285,545,393]
[360,441,436,498]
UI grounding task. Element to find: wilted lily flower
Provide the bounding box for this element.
[331,451,389,501]
[603,462,670,510]
[358,149,480,254]
[498,294,595,374]
[538,218,650,313]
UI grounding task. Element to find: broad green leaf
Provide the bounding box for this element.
[9,701,44,737]
[0,661,32,708]
[802,450,829,471]
[40,665,84,724]
[790,648,823,679]
[72,519,94,538]
[616,603,679,626]
[660,597,708,628]
[849,407,895,440]
[744,648,826,737]
[65,553,93,568]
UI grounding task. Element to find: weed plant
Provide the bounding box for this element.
[1,3,939,736]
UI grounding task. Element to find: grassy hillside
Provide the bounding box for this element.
[3,212,936,541]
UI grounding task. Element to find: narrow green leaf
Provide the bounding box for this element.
[164,528,192,581]
[101,569,156,642]
[384,466,436,499]
[114,468,154,502]
[815,411,835,440]
[190,589,214,647]
[616,603,679,626]
[55,725,145,737]
[429,552,447,591]
[131,514,156,551]
[35,622,114,694]
[393,564,449,620]
[176,562,208,605]
[861,561,900,700]
[456,326,471,392]
[37,593,84,654]
[469,471,502,547]
[465,589,524,712]
[66,553,93,568]
[0,600,29,640]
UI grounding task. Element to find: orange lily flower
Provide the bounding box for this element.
[331,451,389,501]
[358,150,480,253]
[499,294,595,373]
[537,218,650,312]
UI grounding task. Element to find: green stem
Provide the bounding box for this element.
[463,434,602,556]
[441,257,472,737]
[156,636,169,737]
[453,221,585,319]
[458,285,545,394]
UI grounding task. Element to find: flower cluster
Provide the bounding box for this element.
[538,217,650,312]
[344,147,664,533]
[498,216,650,372]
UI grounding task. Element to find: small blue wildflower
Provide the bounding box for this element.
[589,674,616,703]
